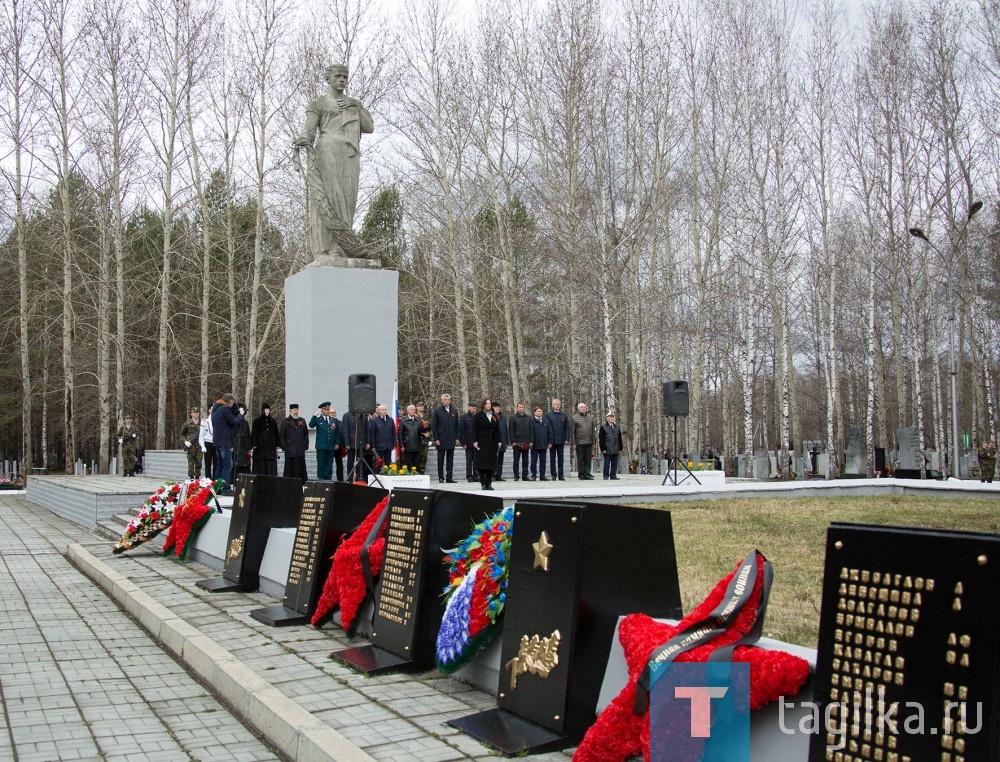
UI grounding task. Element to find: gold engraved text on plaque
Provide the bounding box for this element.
[226,536,244,563]
[505,629,562,690]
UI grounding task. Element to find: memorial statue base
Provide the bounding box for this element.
[447,708,569,757]
[329,644,418,676]
[249,605,309,627]
[285,267,398,423]
[306,255,381,270]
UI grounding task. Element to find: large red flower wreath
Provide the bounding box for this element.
[160,486,216,560]
[573,553,811,762]
[311,496,390,631]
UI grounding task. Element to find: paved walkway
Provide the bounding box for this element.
[0,493,575,761]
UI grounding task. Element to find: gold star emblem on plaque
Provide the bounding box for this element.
[532,531,553,571]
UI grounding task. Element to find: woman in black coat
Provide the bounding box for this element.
[472,397,501,490]
[251,403,280,476]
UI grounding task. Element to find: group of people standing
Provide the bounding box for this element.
[120,392,625,492]
[430,395,625,490]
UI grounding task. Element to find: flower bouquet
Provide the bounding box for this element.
[436,505,514,674]
[380,463,415,476]
[113,478,219,554]
[312,496,391,632]
[161,480,224,560]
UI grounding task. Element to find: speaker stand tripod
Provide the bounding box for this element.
[661,415,700,487]
[346,412,385,489]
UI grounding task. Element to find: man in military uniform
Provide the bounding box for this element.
[179,408,202,479]
[117,415,142,476]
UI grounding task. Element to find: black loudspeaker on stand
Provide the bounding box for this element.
[661,380,700,486]
[346,373,383,487]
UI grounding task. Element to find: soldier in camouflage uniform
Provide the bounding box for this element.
[179,408,202,479]
[117,415,142,476]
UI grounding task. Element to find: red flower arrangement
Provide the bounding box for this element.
[113,478,220,554]
[573,552,810,762]
[311,496,390,631]
[160,485,217,560]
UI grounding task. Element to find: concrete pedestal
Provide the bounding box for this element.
[285,266,398,419]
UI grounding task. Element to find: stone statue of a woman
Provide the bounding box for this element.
[293,64,375,265]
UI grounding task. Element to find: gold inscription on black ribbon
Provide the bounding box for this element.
[375,505,425,626]
[505,629,561,690]
[286,495,324,588]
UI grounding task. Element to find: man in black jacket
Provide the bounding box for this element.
[210,393,244,493]
[279,404,309,483]
[545,398,570,481]
[599,411,624,480]
[459,402,479,481]
[431,393,459,483]
[398,404,426,470]
[529,407,553,481]
[508,402,531,481]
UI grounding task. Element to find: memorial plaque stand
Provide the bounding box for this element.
[196,474,303,593]
[808,523,1000,762]
[251,482,387,626]
[449,500,683,756]
[331,488,502,675]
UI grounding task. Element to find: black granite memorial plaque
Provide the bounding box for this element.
[449,499,683,755]
[196,474,303,593]
[250,481,386,626]
[331,488,502,675]
[808,523,1000,762]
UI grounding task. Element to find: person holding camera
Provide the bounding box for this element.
[210,393,245,493]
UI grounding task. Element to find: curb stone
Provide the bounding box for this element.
[66,542,377,762]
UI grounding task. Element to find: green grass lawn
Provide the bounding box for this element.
[648,494,1000,649]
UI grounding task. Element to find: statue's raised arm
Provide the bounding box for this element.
[295,64,376,266]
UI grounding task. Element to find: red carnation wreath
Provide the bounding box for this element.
[573,552,811,762]
[160,485,216,560]
[311,496,390,631]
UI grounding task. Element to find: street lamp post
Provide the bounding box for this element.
[909,200,983,478]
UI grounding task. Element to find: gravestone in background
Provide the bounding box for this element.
[196,474,303,593]
[250,481,386,626]
[897,426,922,471]
[809,523,1000,761]
[753,452,770,480]
[331,489,502,675]
[844,427,866,476]
[449,500,683,755]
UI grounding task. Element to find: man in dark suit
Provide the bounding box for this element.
[545,398,570,481]
[459,401,479,481]
[368,404,396,468]
[279,403,309,483]
[431,393,459,483]
[529,406,553,480]
[508,402,531,481]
